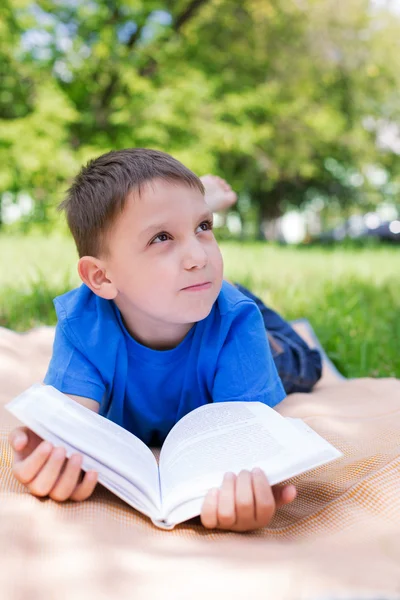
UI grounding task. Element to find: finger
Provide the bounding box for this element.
[49,453,84,502]
[28,447,67,497]
[272,484,297,509]
[217,472,237,529]
[200,488,219,529]
[70,470,98,502]
[252,468,276,526]
[235,470,255,529]
[12,441,53,484]
[9,427,29,453]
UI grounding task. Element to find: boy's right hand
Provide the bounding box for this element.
[9,426,98,502]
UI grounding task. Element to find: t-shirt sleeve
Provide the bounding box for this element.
[43,322,105,402]
[212,301,286,408]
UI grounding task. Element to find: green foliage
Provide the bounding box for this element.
[1,0,400,228]
[222,240,400,377]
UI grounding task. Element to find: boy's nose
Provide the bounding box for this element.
[182,239,208,270]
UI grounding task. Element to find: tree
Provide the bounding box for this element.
[1,0,400,231]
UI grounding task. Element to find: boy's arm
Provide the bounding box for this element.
[9,391,100,502]
[65,393,100,412]
[201,300,295,531]
[212,299,286,407]
[11,314,109,502]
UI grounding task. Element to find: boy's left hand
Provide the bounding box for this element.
[200,469,296,532]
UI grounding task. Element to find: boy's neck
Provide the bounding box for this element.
[114,299,195,350]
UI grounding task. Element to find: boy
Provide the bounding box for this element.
[9,149,315,532]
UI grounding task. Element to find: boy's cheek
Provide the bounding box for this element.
[213,247,224,278]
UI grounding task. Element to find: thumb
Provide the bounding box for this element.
[272,484,297,509]
[9,427,29,452]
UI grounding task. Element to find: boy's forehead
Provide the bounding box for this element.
[138,178,203,201]
[128,179,206,215]
[114,178,209,234]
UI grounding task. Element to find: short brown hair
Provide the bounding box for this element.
[59,148,204,257]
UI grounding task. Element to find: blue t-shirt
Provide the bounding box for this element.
[44,281,286,445]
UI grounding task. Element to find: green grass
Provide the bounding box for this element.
[0,233,399,379]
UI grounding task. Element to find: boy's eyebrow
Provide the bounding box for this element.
[140,210,214,238]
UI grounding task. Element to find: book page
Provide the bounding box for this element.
[6,384,161,514]
[159,401,341,520]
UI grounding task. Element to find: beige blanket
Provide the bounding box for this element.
[0,323,399,599]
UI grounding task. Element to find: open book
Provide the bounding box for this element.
[6,384,342,529]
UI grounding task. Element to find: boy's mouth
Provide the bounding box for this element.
[181,281,212,292]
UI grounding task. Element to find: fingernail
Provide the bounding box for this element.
[252,467,263,475]
[40,442,52,454]
[53,447,65,459]
[224,472,235,481]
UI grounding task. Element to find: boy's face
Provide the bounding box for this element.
[102,178,224,334]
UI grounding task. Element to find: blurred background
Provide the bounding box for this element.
[0,0,399,377]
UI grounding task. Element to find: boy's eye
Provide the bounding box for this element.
[196,220,213,233]
[151,232,170,244]
[150,220,213,244]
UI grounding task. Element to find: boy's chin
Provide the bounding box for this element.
[177,303,213,323]
[177,284,221,323]
[180,303,214,324]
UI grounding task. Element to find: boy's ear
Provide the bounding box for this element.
[78,256,117,300]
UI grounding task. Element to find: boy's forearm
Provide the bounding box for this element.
[66,393,100,413]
